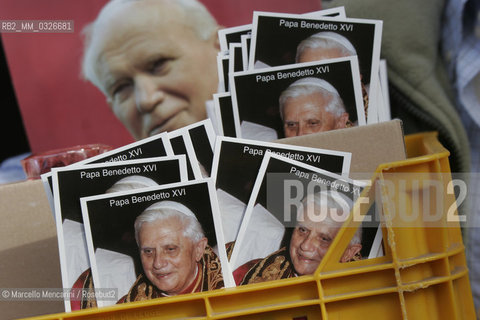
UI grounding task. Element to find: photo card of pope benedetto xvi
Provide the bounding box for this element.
[217,6,347,54]
[52,155,187,311]
[210,136,352,252]
[230,152,370,284]
[215,6,347,93]
[230,57,365,141]
[41,131,173,212]
[81,179,235,308]
[249,11,383,117]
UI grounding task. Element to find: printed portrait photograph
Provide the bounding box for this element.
[211,136,351,249]
[81,180,232,308]
[249,13,383,121]
[52,157,186,309]
[230,58,365,142]
[230,152,379,286]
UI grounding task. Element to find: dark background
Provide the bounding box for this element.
[170,135,196,180]
[216,94,237,137]
[189,125,215,176]
[232,45,244,72]
[0,38,29,163]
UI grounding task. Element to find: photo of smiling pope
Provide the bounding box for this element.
[79,180,233,308]
[229,152,377,286]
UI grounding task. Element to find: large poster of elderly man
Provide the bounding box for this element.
[80,180,233,308]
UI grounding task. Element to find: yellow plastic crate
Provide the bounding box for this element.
[24,132,476,320]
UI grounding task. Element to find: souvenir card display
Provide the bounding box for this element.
[47,5,393,312]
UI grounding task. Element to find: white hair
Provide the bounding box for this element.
[279,77,346,120]
[106,175,158,193]
[81,0,218,92]
[299,190,362,245]
[296,31,357,62]
[134,200,205,245]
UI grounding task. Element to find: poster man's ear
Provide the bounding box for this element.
[211,26,224,51]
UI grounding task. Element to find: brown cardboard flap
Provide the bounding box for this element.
[0,237,64,318]
[0,179,57,251]
[277,119,406,176]
[0,179,64,317]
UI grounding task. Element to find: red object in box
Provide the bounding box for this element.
[21,144,112,179]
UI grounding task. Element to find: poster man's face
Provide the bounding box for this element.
[282,91,348,137]
[94,1,219,139]
[138,216,205,295]
[289,210,340,275]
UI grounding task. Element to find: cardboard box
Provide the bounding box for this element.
[277,119,406,176]
[0,179,64,319]
[0,119,406,319]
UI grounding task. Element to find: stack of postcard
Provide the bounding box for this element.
[212,6,391,139]
[42,6,389,312]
